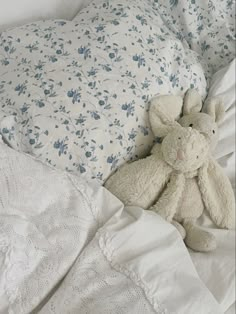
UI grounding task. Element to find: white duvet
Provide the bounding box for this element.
[0,138,224,314]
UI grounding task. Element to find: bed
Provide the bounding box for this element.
[0,0,235,313]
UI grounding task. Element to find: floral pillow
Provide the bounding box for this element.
[1,0,231,182]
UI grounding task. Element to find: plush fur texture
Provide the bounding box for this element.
[105,89,235,252]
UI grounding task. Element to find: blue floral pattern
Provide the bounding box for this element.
[0,0,234,182]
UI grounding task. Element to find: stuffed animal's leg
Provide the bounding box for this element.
[151,173,185,222]
[183,219,217,252]
[172,220,186,239]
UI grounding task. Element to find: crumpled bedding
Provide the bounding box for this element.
[0,139,223,314]
[0,0,235,313]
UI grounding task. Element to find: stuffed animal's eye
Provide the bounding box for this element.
[189,124,193,127]
[196,156,199,159]
[212,130,215,134]
[178,137,181,140]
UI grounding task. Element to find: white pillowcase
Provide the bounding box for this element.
[0,0,93,31]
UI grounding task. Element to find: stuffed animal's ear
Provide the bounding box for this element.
[198,158,235,229]
[183,89,202,115]
[204,97,225,124]
[149,95,182,137]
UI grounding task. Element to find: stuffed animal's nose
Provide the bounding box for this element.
[177,149,185,160]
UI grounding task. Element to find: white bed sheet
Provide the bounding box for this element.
[226,302,236,314]
[190,223,235,313]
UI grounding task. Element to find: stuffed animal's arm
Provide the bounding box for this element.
[150,173,185,222]
[198,158,235,229]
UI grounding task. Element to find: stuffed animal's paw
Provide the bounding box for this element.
[185,226,217,252]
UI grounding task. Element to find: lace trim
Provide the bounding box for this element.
[97,231,168,314]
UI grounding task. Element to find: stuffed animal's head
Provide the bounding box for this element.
[161,126,209,173]
[179,89,225,152]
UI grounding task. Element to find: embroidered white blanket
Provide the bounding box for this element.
[0,139,223,314]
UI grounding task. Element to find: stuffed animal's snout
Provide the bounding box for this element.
[161,127,209,173]
[176,149,185,161]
